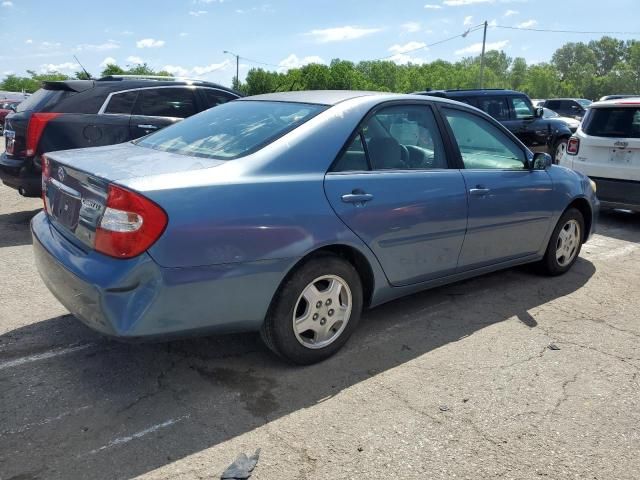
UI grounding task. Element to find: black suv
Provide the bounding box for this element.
[543,98,591,119]
[1,76,241,196]
[415,89,573,162]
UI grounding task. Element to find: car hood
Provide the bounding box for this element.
[45,142,226,181]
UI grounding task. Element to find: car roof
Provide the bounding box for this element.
[43,78,237,94]
[589,97,640,108]
[545,98,589,101]
[415,89,527,97]
[239,90,387,106]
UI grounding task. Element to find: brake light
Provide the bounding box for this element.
[26,113,61,156]
[41,155,50,213]
[567,137,580,155]
[95,184,168,259]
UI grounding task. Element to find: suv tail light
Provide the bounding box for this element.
[41,155,51,213]
[95,184,168,259]
[26,113,61,157]
[567,137,580,155]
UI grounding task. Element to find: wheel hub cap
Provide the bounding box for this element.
[292,275,352,349]
[556,219,580,267]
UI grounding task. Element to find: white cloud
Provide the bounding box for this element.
[455,39,509,55]
[40,62,77,74]
[424,4,442,9]
[179,32,188,37]
[488,18,497,27]
[504,9,518,16]
[278,54,325,70]
[517,19,537,28]
[136,38,165,48]
[388,41,427,55]
[1,1,13,7]
[401,22,421,33]
[388,54,426,65]
[99,56,117,67]
[40,41,62,49]
[126,55,144,65]
[463,15,473,26]
[76,41,119,52]
[444,0,493,5]
[188,10,208,16]
[25,39,33,44]
[163,60,230,78]
[306,25,382,43]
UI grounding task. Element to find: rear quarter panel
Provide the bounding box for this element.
[40,114,132,154]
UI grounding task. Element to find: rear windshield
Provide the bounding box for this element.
[583,107,640,138]
[16,88,74,113]
[136,100,327,160]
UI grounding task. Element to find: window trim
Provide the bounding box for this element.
[327,99,454,174]
[436,103,531,171]
[97,85,238,116]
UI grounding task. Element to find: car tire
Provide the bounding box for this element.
[260,253,363,365]
[538,208,584,276]
[553,138,568,164]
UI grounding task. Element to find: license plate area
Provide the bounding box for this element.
[610,148,637,164]
[49,181,81,230]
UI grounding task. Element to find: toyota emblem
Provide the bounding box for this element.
[58,166,66,182]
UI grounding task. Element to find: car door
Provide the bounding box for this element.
[128,87,197,139]
[439,106,554,270]
[324,102,468,287]
[505,95,550,153]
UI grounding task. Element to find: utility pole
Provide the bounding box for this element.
[223,50,240,89]
[479,20,488,88]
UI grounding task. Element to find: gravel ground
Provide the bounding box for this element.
[1,146,639,479]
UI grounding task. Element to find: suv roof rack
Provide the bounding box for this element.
[98,74,208,83]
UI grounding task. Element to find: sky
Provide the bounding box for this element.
[1,0,639,88]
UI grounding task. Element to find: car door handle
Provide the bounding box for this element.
[341,193,374,204]
[469,187,490,196]
[137,124,159,130]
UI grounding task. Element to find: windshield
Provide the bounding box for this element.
[583,107,640,138]
[543,108,560,118]
[577,99,592,108]
[16,88,73,113]
[136,100,327,160]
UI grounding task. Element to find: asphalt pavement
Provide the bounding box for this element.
[0,142,639,479]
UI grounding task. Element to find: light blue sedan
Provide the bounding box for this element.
[32,91,599,364]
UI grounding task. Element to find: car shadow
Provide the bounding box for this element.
[596,209,640,243]
[0,208,40,248]
[0,259,595,479]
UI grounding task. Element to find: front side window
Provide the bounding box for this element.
[509,96,535,119]
[133,88,197,118]
[136,100,326,160]
[476,97,509,121]
[334,104,447,171]
[104,90,138,114]
[443,108,526,170]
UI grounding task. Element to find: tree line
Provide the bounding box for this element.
[2,36,639,100]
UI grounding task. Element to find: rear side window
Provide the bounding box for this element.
[16,89,74,113]
[545,100,560,110]
[201,89,234,109]
[509,96,535,118]
[136,100,326,160]
[582,107,640,138]
[133,88,197,118]
[476,97,509,121]
[104,91,138,114]
[443,108,525,169]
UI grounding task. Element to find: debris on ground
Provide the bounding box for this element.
[548,343,561,351]
[220,449,261,480]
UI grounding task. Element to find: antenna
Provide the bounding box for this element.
[73,55,91,79]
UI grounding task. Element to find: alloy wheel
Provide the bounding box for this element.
[556,219,580,267]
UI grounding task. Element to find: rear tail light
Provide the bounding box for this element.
[26,113,61,157]
[41,155,50,213]
[567,137,580,155]
[95,184,168,259]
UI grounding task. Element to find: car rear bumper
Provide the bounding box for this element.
[31,212,290,338]
[591,177,640,211]
[0,153,41,196]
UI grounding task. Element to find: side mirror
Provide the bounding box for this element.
[531,152,552,170]
[535,107,544,118]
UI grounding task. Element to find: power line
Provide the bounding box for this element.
[494,25,640,35]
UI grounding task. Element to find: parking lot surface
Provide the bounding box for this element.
[1,146,639,479]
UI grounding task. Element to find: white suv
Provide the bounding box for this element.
[561,98,640,211]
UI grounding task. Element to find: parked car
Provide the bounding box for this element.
[561,97,640,211]
[532,99,546,107]
[415,89,573,163]
[32,91,598,364]
[543,98,592,119]
[599,94,639,101]
[0,100,20,135]
[543,107,581,132]
[1,75,241,197]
